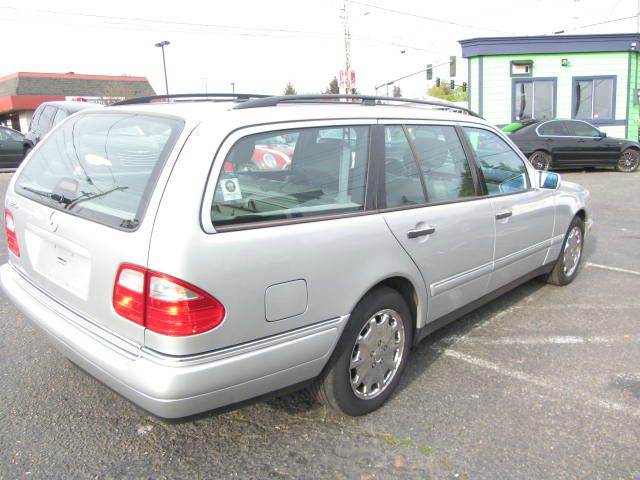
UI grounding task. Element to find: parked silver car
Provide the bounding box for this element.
[0,94,591,418]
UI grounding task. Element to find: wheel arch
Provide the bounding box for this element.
[352,275,425,345]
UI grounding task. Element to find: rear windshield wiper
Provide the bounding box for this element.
[65,186,129,211]
[21,186,72,207]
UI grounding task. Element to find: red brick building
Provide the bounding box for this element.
[0,72,155,133]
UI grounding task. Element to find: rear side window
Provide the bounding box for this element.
[211,126,369,227]
[538,121,568,136]
[16,113,183,230]
[463,127,529,194]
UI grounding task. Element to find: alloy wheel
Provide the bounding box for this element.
[563,226,583,277]
[530,151,550,171]
[618,150,640,172]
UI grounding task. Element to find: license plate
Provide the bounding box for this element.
[24,229,91,300]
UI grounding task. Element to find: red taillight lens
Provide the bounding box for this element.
[113,264,146,325]
[5,210,19,257]
[146,272,225,336]
[113,265,225,336]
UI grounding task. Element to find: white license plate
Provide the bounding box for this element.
[24,229,91,300]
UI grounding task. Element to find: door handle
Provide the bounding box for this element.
[495,210,512,220]
[407,226,436,239]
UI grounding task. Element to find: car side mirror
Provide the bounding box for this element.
[538,171,561,190]
[599,131,607,138]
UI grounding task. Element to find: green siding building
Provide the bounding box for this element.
[460,34,640,140]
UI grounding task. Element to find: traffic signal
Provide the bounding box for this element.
[435,77,440,87]
[450,80,455,90]
[462,82,467,92]
[426,64,433,80]
[450,56,456,77]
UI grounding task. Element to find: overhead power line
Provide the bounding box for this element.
[0,5,336,37]
[345,0,519,34]
[0,5,447,55]
[554,13,639,33]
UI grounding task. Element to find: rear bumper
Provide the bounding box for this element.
[0,263,347,418]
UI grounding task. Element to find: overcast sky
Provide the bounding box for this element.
[1,0,639,98]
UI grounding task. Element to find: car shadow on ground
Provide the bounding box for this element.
[396,278,547,394]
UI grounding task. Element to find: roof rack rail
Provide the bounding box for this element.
[112,93,271,106]
[233,94,482,118]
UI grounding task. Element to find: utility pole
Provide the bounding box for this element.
[341,0,352,95]
[637,0,639,33]
[230,82,235,94]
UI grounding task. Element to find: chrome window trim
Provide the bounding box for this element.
[200,119,378,234]
[535,119,602,139]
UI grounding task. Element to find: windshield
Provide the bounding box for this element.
[15,112,183,230]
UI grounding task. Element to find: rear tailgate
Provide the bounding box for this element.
[5,110,187,344]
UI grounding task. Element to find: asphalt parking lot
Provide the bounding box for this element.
[0,169,639,479]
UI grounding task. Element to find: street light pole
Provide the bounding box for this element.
[230,82,235,94]
[154,41,170,95]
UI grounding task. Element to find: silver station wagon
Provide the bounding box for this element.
[1,94,591,418]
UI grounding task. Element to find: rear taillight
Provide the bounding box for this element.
[113,264,225,336]
[5,210,19,257]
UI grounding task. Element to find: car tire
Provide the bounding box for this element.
[23,146,32,158]
[545,216,585,286]
[529,150,552,171]
[312,286,413,416]
[616,148,640,173]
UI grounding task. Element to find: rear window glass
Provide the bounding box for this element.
[211,125,369,227]
[15,112,183,230]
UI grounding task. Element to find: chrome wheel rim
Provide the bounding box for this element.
[619,150,639,172]
[563,226,583,277]
[530,152,550,171]
[349,309,405,400]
